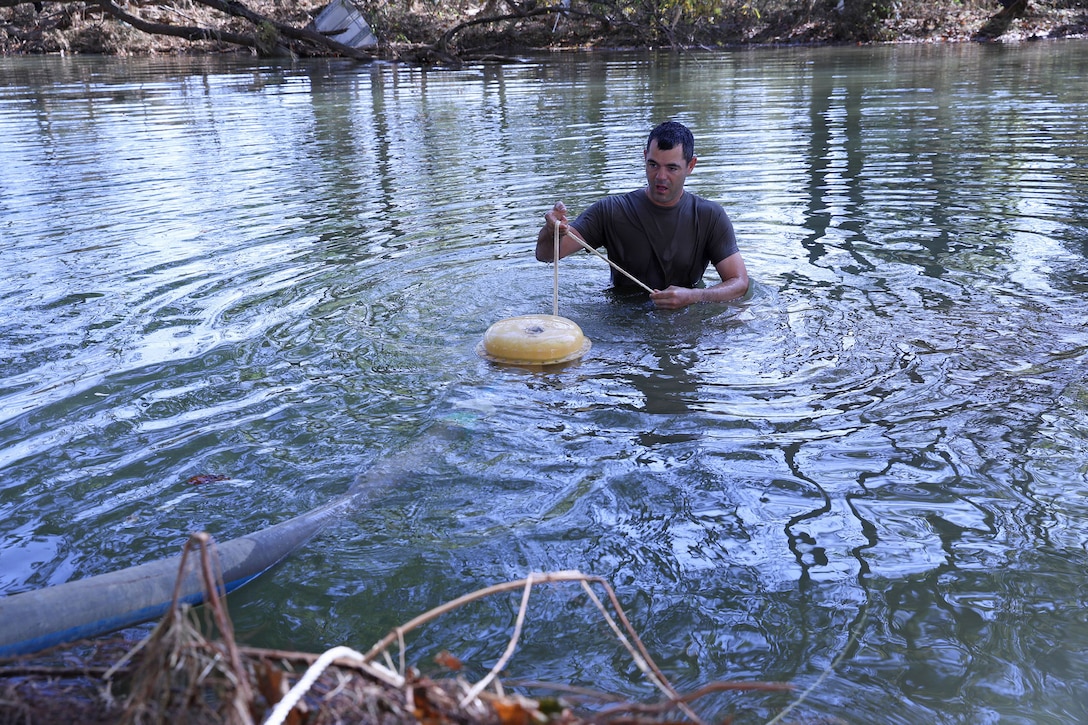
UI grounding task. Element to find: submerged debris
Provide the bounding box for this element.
[187,473,231,486]
[0,533,796,724]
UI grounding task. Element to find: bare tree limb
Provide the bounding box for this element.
[78,0,375,59]
[975,0,1030,38]
[435,3,604,57]
[192,0,373,58]
[93,0,256,48]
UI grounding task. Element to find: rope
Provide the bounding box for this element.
[263,646,350,724]
[564,226,654,294]
[553,217,560,316]
[549,212,655,311]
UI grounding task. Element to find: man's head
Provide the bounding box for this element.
[646,121,695,162]
[644,121,697,208]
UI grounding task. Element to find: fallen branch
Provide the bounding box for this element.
[436,4,563,55]
[194,0,374,58]
[974,0,1030,38]
[362,570,706,723]
[94,0,255,48]
[92,0,375,58]
[2,555,804,723]
[421,3,612,63]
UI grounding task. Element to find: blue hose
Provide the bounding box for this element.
[0,489,363,659]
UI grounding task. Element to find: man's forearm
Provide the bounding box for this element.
[699,277,749,302]
[535,224,555,261]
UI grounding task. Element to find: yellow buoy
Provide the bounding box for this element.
[477,314,591,366]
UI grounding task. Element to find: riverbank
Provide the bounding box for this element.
[1,0,1086,60]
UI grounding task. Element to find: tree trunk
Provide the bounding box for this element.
[975,0,1029,39]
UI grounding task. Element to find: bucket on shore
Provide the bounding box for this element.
[313,0,377,48]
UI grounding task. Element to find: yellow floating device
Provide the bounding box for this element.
[477,314,591,366]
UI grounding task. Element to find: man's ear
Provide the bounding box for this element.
[688,155,698,172]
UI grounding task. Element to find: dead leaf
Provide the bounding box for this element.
[187,473,229,486]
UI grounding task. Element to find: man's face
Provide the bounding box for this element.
[644,139,696,207]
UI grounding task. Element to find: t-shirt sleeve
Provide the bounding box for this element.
[704,202,739,265]
[570,198,610,250]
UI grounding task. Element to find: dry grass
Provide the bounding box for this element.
[0,534,796,725]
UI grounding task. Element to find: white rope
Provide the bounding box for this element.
[566,227,654,293]
[553,217,560,316]
[263,645,402,725]
[548,209,654,300]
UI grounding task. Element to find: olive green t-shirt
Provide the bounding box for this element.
[571,189,739,292]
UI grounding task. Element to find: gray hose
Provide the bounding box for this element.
[0,489,363,659]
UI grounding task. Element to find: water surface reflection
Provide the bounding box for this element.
[1,44,1087,723]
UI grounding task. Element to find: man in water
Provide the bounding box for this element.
[536,121,748,310]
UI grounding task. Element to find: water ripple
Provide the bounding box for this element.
[3,48,1088,723]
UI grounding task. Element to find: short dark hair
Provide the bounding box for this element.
[646,121,695,162]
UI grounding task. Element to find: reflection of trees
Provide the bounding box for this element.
[524,58,629,210]
[800,45,1086,288]
[801,52,869,272]
[776,49,1088,707]
[296,65,374,258]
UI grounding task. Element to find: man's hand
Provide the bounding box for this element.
[650,286,698,310]
[544,201,569,236]
[537,201,580,262]
[650,254,749,309]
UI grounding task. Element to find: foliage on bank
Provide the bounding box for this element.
[1,0,1086,60]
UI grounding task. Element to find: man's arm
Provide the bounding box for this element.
[649,252,749,310]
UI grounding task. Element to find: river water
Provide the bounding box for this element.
[1,42,1087,723]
